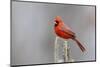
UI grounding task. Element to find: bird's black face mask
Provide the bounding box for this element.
[54,20,59,27]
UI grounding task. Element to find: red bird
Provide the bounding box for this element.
[54,16,86,52]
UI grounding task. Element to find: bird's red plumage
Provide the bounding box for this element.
[54,16,86,52]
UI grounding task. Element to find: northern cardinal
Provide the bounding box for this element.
[54,16,86,52]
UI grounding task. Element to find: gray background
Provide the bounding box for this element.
[11,1,95,65]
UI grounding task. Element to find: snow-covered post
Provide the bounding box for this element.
[54,37,59,63]
[54,37,74,63]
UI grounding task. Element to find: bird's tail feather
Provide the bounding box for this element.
[73,38,86,52]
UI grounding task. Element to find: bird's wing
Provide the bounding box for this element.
[60,24,75,36]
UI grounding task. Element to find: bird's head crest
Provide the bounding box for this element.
[54,16,63,24]
[55,16,62,22]
[54,16,63,26]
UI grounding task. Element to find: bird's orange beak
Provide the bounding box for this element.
[54,20,57,25]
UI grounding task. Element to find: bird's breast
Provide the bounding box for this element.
[54,27,72,39]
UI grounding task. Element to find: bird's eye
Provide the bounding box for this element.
[55,20,59,24]
[54,20,59,27]
[54,22,57,24]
